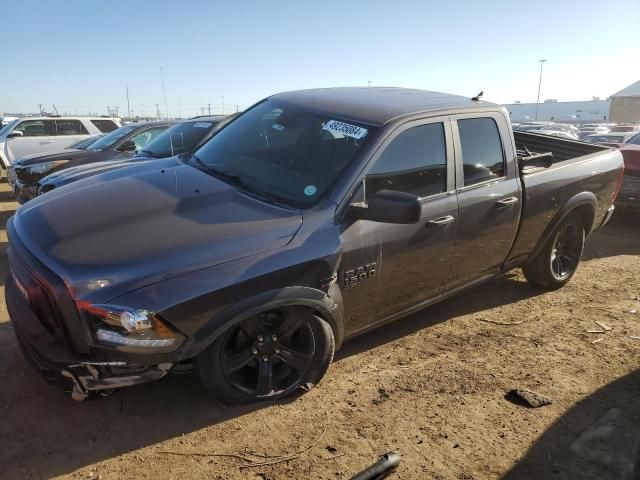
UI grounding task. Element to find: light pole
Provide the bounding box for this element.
[535,59,547,121]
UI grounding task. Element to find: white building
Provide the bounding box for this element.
[502,99,610,123]
[609,80,640,124]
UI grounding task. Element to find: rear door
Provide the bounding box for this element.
[52,119,91,150]
[447,113,521,289]
[6,119,56,160]
[339,117,458,334]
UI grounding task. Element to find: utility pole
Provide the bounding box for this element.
[222,96,225,114]
[236,105,239,113]
[207,103,211,115]
[38,103,43,115]
[200,106,205,115]
[160,66,168,119]
[535,59,547,121]
[155,104,161,119]
[178,100,182,119]
[126,85,131,118]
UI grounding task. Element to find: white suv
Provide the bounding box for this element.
[0,117,121,168]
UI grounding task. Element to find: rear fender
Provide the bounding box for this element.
[526,192,597,264]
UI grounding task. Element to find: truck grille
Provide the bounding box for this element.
[10,261,62,336]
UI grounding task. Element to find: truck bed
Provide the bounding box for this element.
[506,131,624,266]
[514,131,608,174]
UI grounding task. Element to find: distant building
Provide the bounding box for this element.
[503,99,610,123]
[609,80,640,124]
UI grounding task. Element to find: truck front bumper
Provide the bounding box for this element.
[7,278,173,401]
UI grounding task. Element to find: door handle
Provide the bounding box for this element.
[426,215,455,227]
[496,197,519,207]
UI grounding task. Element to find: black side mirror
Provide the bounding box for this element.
[8,131,23,138]
[118,140,137,152]
[349,189,422,224]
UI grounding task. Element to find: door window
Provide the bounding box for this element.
[13,120,54,137]
[55,120,89,136]
[129,127,167,150]
[91,119,119,133]
[457,118,505,186]
[366,123,447,199]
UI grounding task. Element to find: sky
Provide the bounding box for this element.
[2,0,639,118]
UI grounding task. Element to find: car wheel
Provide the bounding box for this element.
[198,308,335,404]
[523,212,585,290]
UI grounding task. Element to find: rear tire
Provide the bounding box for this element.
[198,308,334,405]
[523,212,585,290]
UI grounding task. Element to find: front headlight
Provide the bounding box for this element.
[76,302,184,352]
[27,159,69,174]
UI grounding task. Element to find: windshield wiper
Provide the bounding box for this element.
[190,155,296,210]
[140,149,162,158]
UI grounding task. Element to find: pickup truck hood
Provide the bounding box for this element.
[14,148,92,166]
[13,162,303,301]
[40,158,148,186]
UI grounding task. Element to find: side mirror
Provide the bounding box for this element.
[349,189,422,224]
[8,131,23,138]
[118,140,136,152]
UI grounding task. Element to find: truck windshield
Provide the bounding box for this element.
[193,100,376,208]
[140,121,218,158]
[86,125,137,151]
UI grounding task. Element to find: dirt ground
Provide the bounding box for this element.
[0,181,639,480]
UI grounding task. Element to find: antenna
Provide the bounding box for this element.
[126,85,131,118]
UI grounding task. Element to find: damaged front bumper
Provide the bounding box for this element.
[8,279,174,401]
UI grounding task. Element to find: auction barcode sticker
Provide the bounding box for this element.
[323,120,368,139]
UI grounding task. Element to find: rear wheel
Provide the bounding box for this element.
[198,308,334,404]
[523,212,585,290]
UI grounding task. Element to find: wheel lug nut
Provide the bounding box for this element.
[251,347,258,355]
[262,355,269,362]
[272,334,278,342]
[257,335,264,343]
[274,348,280,354]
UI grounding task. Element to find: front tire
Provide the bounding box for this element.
[198,308,334,405]
[523,212,585,290]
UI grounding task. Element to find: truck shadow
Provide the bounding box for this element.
[502,368,640,480]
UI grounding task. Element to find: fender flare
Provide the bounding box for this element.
[527,191,598,264]
[187,286,345,357]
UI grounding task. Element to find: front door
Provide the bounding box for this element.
[447,114,521,289]
[7,119,56,160]
[339,118,458,335]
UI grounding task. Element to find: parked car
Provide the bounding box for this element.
[577,124,610,139]
[0,116,121,169]
[37,115,233,196]
[8,121,172,203]
[609,125,640,133]
[6,87,623,403]
[616,133,640,209]
[528,129,578,140]
[582,132,638,145]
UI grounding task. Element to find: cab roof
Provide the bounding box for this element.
[270,87,496,126]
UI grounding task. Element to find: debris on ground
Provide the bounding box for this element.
[594,320,612,331]
[591,337,605,344]
[506,389,553,408]
[350,452,401,480]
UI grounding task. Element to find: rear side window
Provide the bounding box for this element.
[55,120,89,136]
[129,127,168,150]
[13,120,54,137]
[91,119,119,133]
[457,118,505,186]
[366,123,447,198]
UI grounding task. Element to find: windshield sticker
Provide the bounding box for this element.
[323,120,368,140]
[304,185,317,196]
[272,123,285,131]
[193,122,212,128]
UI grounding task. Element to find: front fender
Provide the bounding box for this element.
[182,286,344,358]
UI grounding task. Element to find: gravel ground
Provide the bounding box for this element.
[0,182,638,480]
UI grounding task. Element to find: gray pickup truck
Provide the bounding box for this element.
[6,87,624,403]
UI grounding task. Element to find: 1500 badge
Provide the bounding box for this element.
[342,263,376,289]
